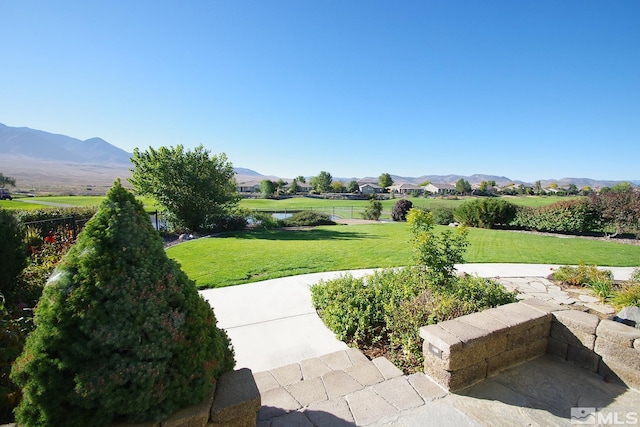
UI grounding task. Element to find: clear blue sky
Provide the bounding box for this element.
[1,1,638,182]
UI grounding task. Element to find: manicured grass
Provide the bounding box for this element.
[0,200,52,210]
[167,222,640,289]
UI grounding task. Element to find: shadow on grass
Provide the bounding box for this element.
[225,228,379,241]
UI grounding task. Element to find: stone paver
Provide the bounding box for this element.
[322,370,364,399]
[346,387,400,425]
[372,377,424,411]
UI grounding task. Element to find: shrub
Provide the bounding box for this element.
[361,199,383,221]
[249,211,282,229]
[552,263,613,287]
[430,206,455,225]
[510,199,599,234]
[0,294,34,424]
[407,208,468,287]
[610,283,640,309]
[0,209,28,306]
[454,198,517,229]
[391,199,413,221]
[282,211,336,227]
[11,180,234,427]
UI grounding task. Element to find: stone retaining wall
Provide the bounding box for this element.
[420,299,640,392]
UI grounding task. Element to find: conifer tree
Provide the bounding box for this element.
[12,180,234,427]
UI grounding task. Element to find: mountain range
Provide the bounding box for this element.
[0,122,636,193]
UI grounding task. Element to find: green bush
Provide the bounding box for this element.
[611,283,640,309]
[430,206,455,225]
[0,209,28,306]
[552,263,613,287]
[282,211,336,227]
[312,268,515,372]
[510,199,599,234]
[0,294,34,424]
[249,211,282,229]
[361,199,383,221]
[11,180,234,427]
[454,198,517,229]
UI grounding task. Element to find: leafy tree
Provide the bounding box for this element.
[361,198,383,221]
[0,173,16,187]
[419,180,431,187]
[0,209,28,306]
[611,181,633,192]
[11,181,234,427]
[295,175,306,183]
[310,171,333,193]
[276,179,288,193]
[391,199,413,221]
[478,181,488,193]
[289,179,299,194]
[379,173,393,190]
[129,145,238,232]
[260,179,276,197]
[488,180,496,187]
[590,186,640,237]
[346,180,360,193]
[534,180,543,195]
[407,208,468,287]
[567,183,578,195]
[454,198,517,229]
[455,178,471,195]
[549,182,558,189]
[331,181,345,193]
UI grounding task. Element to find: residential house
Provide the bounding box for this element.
[359,183,383,194]
[387,183,424,195]
[424,183,456,195]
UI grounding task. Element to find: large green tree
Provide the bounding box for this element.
[129,145,238,232]
[260,179,276,197]
[379,173,393,190]
[455,178,471,195]
[310,171,333,193]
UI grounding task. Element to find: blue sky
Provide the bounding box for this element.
[1,1,638,182]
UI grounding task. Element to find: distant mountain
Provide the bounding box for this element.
[539,177,630,189]
[0,123,132,164]
[233,167,263,176]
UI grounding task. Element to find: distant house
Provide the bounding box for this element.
[424,183,456,195]
[236,180,262,193]
[359,183,383,194]
[387,183,424,194]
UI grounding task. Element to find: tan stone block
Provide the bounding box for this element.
[162,387,214,427]
[598,357,640,390]
[253,371,280,394]
[567,345,600,372]
[419,324,463,356]
[448,360,488,392]
[483,303,550,329]
[299,357,331,381]
[595,338,640,371]
[270,363,302,387]
[526,337,548,360]
[596,319,640,347]
[546,336,568,360]
[487,346,527,377]
[506,330,529,350]
[372,357,403,380]
[550,321,596,350]
[527,321,552,341]
[519,298,568,314]
[423,358,453,391]
[211,369,261,426]
[552,310,600,335]
[455,310,510,336]
[439,318,492,346]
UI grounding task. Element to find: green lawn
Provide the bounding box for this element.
[167,222,640,289]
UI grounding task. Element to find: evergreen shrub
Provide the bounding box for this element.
[282,211,336,227]
[0,209,28,306]
[11,180,234,427]
[454,198,517,229]
[391,199,413,221]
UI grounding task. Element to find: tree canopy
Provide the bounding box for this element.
[378,173,393,190]
[129,145,238,232]
[0,173,16,187]
[310,171,333,193]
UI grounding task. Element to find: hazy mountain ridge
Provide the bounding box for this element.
[0,122,636,191]
[0,123,132,164]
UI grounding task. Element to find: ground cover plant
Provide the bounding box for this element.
[167,222,640,288]
[11,181,234,427]
[552,264,640,309]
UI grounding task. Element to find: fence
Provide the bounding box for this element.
[23,211,160,247]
